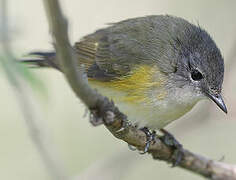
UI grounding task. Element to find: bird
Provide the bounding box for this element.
[22,15,227,162]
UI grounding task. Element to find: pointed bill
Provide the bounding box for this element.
[207,93,227,114]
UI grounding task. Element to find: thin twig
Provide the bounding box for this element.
[42,0,236,179]
[42,0,103,108]
[0,0,67,179]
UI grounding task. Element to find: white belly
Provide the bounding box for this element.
[117,99,197,129]
[91,83,204,130]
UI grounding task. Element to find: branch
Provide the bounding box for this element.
[42,0,236,179]
[0,1,67,179]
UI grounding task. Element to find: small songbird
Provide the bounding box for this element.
[22,15,227,156]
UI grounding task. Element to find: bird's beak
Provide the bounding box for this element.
[207,93,227,114]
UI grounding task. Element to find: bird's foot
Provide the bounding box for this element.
[160,129,184,166]
[139,127,156,154]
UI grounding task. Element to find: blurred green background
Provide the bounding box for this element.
[0,0,236,179]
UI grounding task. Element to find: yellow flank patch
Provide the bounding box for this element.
[89,65,167,103]
[156,91,168,100]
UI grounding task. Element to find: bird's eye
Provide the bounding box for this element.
[191,69,203,81]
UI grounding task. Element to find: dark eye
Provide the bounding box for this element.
[191,69,203,81]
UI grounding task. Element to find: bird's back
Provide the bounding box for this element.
[75,15,196,80]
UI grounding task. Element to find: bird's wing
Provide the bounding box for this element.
[74,17,165,81]
[74,16,181,82]
[74,31,138,81]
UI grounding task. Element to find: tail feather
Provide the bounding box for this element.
[20,51,61,71]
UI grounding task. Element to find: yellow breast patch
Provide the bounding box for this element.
[89,65,167,103]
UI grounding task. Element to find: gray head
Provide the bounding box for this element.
[171,24,227,113]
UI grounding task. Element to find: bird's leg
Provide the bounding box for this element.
[160,129,184,166]
[139,127,156,154]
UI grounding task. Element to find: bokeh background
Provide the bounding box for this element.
[0,0,236,179]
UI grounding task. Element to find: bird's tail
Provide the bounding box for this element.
[20,51,61,71]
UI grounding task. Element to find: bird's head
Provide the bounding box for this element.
[172,25,227,113]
